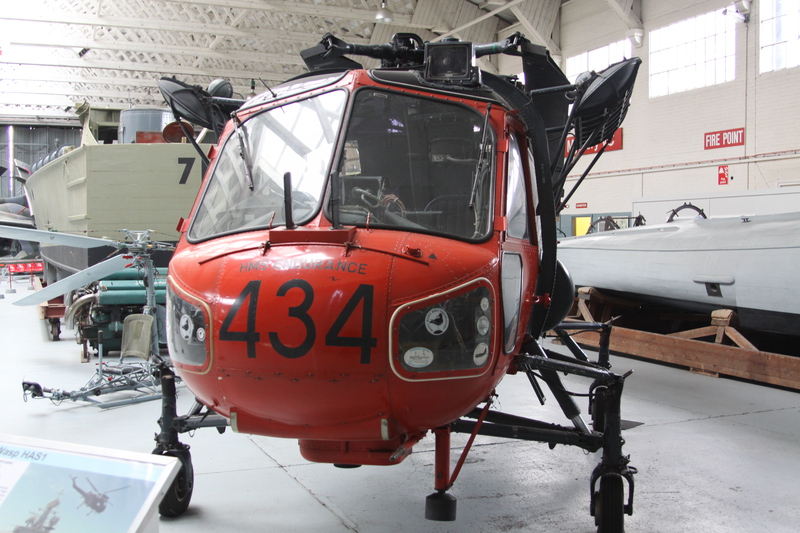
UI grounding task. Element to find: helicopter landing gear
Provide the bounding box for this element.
[152,363,194,516]
[155,446,193,517]
[594,473,625,533]
[425,427,458,521]
[425,399,494,522]
[589,380,636,533]
[426,490,457,521]
[442,325,636,531]
[589,380,636,531]
[152,360,230,517]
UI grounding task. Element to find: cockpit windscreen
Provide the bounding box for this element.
[189,90,347,240]
[333,90,494,241]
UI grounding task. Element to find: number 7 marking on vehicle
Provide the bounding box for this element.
[178,157,195,184]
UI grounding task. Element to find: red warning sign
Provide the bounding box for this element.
[564,129,623,157]
[718,165,729,185]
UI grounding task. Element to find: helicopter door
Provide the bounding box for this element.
[500,133,534,354]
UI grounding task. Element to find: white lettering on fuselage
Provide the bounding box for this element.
[239,259,367,275]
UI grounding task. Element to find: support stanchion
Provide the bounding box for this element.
[6,269,16,294]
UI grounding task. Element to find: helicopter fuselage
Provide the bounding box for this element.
[167,69,540,465]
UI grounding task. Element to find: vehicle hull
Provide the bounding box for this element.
[558,212,800,335]
[25,143,208,279]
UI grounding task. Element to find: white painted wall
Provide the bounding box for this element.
[506,0,800,230]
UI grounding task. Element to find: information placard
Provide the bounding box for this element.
[0,434,178,533]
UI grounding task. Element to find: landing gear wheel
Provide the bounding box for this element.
[80,336,92,362]
[595,474,625,533]
[155,448,194,517]
[49,319,61,341]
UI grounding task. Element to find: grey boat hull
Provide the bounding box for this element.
[557,212,800,336]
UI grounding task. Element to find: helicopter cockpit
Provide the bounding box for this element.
[186,81,494,243]
[335,89,493,240]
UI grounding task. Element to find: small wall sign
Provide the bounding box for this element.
[718,165,729,185]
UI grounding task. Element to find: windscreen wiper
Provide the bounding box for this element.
[232,114,255,191]
[469,103,492,209]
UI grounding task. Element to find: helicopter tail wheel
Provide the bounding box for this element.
[155,448,194,517]
[425,490,457,521]
[594,474,625,533]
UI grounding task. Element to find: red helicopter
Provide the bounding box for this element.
[7,31,641,532]
[152,31,641,531]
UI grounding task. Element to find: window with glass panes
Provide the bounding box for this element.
[760,0,800,73]
[649,9,736,97]
[565,39,632,83]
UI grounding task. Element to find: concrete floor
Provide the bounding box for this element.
[2,274,799,533]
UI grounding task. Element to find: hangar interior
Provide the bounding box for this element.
[552,0,800,235]
[1,1,799,533]
[2,0,799,235]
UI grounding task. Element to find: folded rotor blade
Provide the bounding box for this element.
[14,255,132,307]
[0,227,116,249]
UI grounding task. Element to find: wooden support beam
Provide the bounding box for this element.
[565,286,800,390]
[572,326,800,391]
[667,325,758,351]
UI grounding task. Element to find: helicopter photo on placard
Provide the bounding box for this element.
[0,465,154,533]
[70,476,129,515]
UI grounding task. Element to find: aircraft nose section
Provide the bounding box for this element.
[166,228,503,442]
[168,238,395,439]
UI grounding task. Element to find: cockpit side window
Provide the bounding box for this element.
[506,133,529,240]
[332,89,494,241]
[188,89,347,241]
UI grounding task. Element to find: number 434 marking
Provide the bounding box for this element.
[219,280,378,364]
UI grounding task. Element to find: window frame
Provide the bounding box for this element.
[187,88,348,243]
[328,87,497,243]
[759,0,800,73]
[565,39,633,83]
[648,8,737,98]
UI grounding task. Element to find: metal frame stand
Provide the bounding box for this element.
[22,331,164,409]
[21,231,173,409]
[427,321,636,532]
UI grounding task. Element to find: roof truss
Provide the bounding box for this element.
[0,0,566,123]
